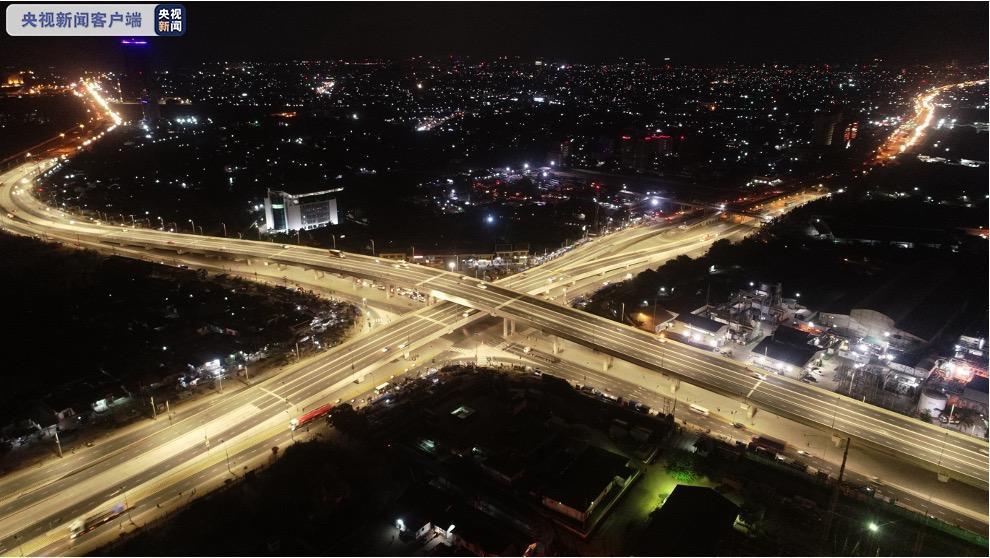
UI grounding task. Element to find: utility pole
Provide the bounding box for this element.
[150,396,157,419]
[820,437,851,552]
[166,400,172,424]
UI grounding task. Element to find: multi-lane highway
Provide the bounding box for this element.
[4,154,745,553]
[3,157,987,493]
[0,81,985,554]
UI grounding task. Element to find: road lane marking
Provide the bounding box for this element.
[747,379,764,398]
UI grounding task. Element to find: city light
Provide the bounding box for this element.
[3,11,987,555]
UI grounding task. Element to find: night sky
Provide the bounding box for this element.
[1,1,987,70]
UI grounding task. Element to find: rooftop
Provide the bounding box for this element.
[638,484,740,556]
[752,336,819,368]
[539,444,631,514]
[675,311,726,334]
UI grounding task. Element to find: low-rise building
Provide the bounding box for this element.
[538,444,634,528]
[750,326,823,374]
[671,311,729,348]
[636,484,740,556]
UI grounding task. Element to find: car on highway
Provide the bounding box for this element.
[381,346,390,353]
[732,422,745,429]
[751,371,766,381]
[281,244,290,249]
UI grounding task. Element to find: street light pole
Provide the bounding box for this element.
[189,219,196,234]
[221,222,227,237]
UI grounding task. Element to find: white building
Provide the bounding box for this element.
[263,188,342,232]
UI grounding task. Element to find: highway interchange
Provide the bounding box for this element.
[4,168,985,486]
[0,84,986,554]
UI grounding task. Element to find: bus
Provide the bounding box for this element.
[290,403,334,431]
[69,502,126,539]
[374,382,390,395]
[688,404,710,416]
[328,249,346,258]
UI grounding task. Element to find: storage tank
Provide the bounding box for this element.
[918,387,947,417]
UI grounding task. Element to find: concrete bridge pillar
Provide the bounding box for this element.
[670,379,680,395]
[602,354,613,372]
[503,317,510,338]
[510,319,516,336]
[552,336,560,355]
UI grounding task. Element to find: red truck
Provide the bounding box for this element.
[290,403,334,431]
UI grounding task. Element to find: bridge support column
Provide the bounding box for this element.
[503,317,510,338]
[602,354,613,372]
[385,285,392,299]
[552,336,560,355]
[937,473,950,483]
[510,319,516,336]
[670,379,680,395]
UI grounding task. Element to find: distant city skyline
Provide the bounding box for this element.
[1,2,988,71]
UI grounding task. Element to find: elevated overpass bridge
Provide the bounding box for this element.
[2,162,985,490]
